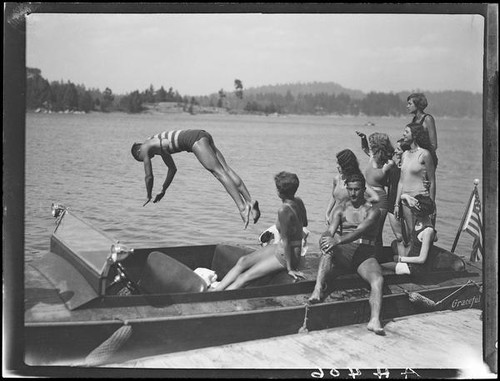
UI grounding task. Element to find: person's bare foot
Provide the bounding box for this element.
[308,285,326,304]
[367,319,386,336]
[251,200,261,224]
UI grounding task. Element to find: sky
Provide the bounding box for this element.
[26,10,485,96]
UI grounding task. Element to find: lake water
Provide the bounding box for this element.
[25,112,482,261]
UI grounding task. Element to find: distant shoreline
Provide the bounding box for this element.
[26,109,482,121]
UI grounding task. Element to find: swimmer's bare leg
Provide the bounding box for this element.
[358,258,385,336]
[240,203,251,229]
[309,252,333,304]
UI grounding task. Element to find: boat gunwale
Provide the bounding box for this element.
[25,280,482,327]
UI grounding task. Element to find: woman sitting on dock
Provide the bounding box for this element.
[212,171,308,290]
[131,129,260,229]
[356,131,395,247]
[382,194,436,275]
[325,149,379,226]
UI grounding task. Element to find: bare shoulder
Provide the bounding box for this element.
[419,148,432,161]
[366,201,381,217]
[424,114,436,123]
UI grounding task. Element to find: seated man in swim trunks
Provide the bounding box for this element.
[309,173,385,335]
[131,129,260,228]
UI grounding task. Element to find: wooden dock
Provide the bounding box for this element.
[104,308,491,376]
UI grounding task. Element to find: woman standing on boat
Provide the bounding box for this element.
[382,194,436,275]
[386,138,411,254]
[325,149,379,226]
[394,123,437,238]
[356,131,395,247]
[131,129,260,229]
[407,93,438,153]
[212,171,308,290]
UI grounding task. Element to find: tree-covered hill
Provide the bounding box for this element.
[26,68,482,118]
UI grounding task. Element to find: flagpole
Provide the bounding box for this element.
[451,179,479,253]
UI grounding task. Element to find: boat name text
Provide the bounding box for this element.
[451,295,481,309]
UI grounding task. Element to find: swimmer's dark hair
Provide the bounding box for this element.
[336,149,361,176]
[131,142,142,162]
[407,123,438,167]
[407,93,428,111]
[345,172,366,188]
[274,171,299,199]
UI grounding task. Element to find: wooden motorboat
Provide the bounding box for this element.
[24,204,483,366]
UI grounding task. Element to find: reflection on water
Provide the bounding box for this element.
[25,112,482,260]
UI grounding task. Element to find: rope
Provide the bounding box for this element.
[298,304,309,334]
[406,280,481,310]
[80,324,132,367]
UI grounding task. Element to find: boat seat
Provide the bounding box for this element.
[139,251,207,294]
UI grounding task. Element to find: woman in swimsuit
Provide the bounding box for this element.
[382,194,436,275]
[325,149,380,226]
[407,93,438,153]
[212,171,307,290]
[394,123,437,238]
[131,129,260,228]
[356,131,395,247]
[386,138,411,254]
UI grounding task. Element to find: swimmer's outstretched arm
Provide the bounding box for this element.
[143,153,154,206]
[153,152,177,203]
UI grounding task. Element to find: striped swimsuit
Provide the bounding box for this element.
[149,129,212,153]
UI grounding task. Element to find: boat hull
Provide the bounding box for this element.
[25,264,482,366]
[24,208,483,366]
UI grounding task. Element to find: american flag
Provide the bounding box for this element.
[462,187,483,261]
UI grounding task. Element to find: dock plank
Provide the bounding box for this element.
[105,309,484,370]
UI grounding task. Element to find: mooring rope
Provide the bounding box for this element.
[406,280,481,310]
[79,323,132,367]
[298,304,310,334]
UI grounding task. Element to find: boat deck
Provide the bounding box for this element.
[104,309,486,374]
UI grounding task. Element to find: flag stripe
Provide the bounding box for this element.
[463,187,483,261]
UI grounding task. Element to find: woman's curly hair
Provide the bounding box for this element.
[369,132,395,168]
[407,123,438,167]
[407,93,428,111]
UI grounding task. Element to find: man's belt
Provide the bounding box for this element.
[354,238,376,246]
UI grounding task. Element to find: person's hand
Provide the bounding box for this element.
[355,131,366,139]
[287,270,306,282]
[403,195,419,209]
[143,197,152,207]
[320,235,337,253]
[153,191,165,203]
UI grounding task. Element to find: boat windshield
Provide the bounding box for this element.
[54,211,116,276]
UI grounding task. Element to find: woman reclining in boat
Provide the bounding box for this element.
[382,194,436,275]
[212,171,308,291]
[131,129,260,229]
